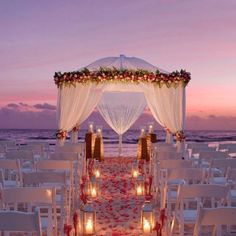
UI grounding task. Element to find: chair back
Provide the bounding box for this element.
[168,168,205,184]
[6,150,34,162]
[0,159,22,186]
[159,159,193,169]
[1,187,57,235]
[55,143,84,153]
[23,171,67,186]
[35,160,73,171]
[49,152,79,161]
[199,151,229,160]
[0,210,42,236]
[193,207,236,236]
[156,151,182,160]
[211,159,236,171]
[177,184,229,208]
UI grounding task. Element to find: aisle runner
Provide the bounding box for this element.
[94,157,144,236]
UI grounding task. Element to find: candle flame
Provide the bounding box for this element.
[137,186,143,195]
[91,187,97,197]
[95,170,100,178]
[132,170,138,178]
[85,217,93,234]
[143,218,151,233]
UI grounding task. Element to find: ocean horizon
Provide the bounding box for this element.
[1,129,236,144]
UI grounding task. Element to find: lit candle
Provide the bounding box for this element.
[91,187,97,198]
[85,217,93,234]
[143,218,151,233]
[95,170,100,178]
[132,170,138,178]
[137,185,143,196]
[89,124,93,133]
[148,125,153,133]
[141,128,145,137]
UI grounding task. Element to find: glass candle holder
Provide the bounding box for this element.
[140,126,146,138]
[88,122,94,133]
[148,122,154,134]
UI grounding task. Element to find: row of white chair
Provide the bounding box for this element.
[151,142,236,235]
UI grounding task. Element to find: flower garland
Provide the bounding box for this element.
[54,68,191,89]
[175,130,185,142]
[56,129,67,140]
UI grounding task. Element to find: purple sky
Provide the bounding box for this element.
[0,0,236,129]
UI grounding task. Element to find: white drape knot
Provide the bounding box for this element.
[56,129,67,140]
[175,131,185,142]
[72,125,80,132]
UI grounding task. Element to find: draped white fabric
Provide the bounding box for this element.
[57,81,186,152]
[97,92,146,155]
[143,84,185,133]
[57,84,103,132]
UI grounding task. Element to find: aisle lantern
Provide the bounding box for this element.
[82,201,96,235]
[141,201,154,234]
[136,175,145,196]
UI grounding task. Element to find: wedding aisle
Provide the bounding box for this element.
[94,157,146,236]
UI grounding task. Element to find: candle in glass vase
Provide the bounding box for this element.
[140,128,145,138]
[97,128,102,137]
[95,169,100,178]
[148,124,154,134]
[132,170,138,178]
[143,218,151,233]
[137,185,143,196]
[85,217,94,234]
[91,187,97,198]
[88,123,94,133]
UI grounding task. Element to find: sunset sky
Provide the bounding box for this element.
[0,0,236,130]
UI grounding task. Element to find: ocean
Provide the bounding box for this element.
[1,129,236,156]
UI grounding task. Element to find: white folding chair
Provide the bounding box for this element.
[170,184,230,236]
[50,151,86,175]
[19,144,45,160]
[162,168,206,212]
[208,159,236,185]
[35,160,75,218]
[6,150,34,171]
[193,207,236,236]
[225,168,236,206]
[227,146,236,157]
[0,145,6,158]
[0,159,22,187]
[0,186,57,236]
[0,209,42,236]
[23,171,67,233]
[218,143,236,152]
[0,141,18,151]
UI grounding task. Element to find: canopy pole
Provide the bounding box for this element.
[118,134,122,157]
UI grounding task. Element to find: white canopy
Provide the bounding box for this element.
[55,55,190,152]
[86,54,167,73]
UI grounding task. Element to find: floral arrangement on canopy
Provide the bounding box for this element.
[54,67,191,88]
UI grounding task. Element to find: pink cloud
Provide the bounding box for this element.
[0,103,236,130]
